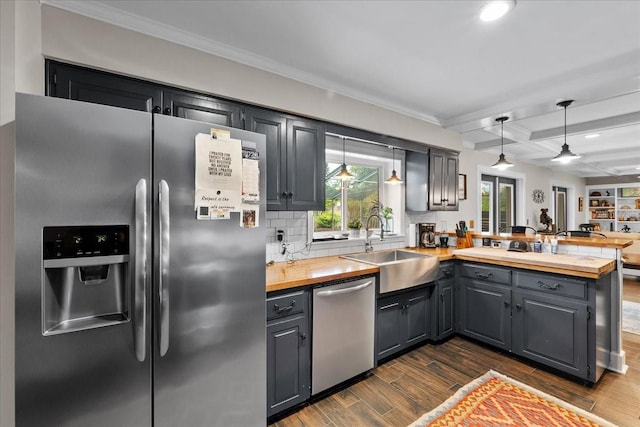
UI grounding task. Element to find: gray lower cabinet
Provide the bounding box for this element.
[458,263,512,350]
[376,285,433,362]
[512,271,600,381]
[458,263,610,382]
[266,291,310,418]
[432,262,456,341]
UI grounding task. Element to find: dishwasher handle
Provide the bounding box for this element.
[315,280,373,297]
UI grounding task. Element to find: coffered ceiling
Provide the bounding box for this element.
[45,0,640,178]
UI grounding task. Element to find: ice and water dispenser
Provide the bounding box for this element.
[42,225,130,335]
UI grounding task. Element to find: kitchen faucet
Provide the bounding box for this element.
[364,213,384,252]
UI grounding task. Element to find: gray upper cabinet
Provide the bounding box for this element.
[46,61,162,113]
[405,148,459,212]
[429,149,459,210]
[163,90,241,127]
[246,108,325,211]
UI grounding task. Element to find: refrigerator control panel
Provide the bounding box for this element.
[43,225,129,259]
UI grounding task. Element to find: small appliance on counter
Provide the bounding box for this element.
[418,223,436,248]
[439,234,449,248]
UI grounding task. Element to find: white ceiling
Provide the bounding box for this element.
[46,0,640,178]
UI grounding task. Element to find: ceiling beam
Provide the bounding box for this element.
[530,112,640,140]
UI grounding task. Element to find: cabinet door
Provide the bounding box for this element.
[460,280,512,350]
[163,90,240,127]
[437,277,456,339]
[286,119,326,211]
[245,109,288,210]
[442,151,459,210]
[376,297,404,360]
[512,291,589,379]
[46,60,162,112]
[429,149,445,210]
[406,289,430,345]
[266,315,310,417]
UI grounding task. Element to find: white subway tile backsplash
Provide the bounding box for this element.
[279,211,295,219]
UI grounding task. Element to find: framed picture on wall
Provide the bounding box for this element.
[459,174,467,200]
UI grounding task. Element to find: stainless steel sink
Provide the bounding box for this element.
[341,249,440,294]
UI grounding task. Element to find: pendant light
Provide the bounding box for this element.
[551,100,581,164]
[385,147,403,184]
[491,116,514,170]
[336,136,354,180]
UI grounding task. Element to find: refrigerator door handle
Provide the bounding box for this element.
[134,179,147,362]
[159,179,170,356]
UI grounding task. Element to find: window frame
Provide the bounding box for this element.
[311,137,404,241]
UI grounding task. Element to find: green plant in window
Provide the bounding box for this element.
[315,212,341,230]
[347,218,362,229]
[381,206,393,220]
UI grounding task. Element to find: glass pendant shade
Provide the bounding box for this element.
[338,137,353,180]
[385,148,403,184]
[552,100,581,164]
[491,116,513,170]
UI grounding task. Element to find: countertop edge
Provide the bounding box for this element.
[452,254,613,280]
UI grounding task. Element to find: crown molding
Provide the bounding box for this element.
[41,0,442,126]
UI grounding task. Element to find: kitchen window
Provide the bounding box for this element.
[312,135,403,240]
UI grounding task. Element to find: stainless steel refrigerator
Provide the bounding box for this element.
[15,94,267,426]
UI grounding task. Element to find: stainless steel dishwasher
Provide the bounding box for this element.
[312,276,375,395]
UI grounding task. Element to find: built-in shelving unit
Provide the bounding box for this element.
[586,185,640,233]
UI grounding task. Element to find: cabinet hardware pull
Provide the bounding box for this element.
[288,192,293,198]
[474,272,492,279]
[537,280,559,290]
[163,107,171,115]
[300,333,307,340]
[274,300,296,314]
[516,304,522,311]
[443,269,454,277]
[281,191,288,198]
[504,301,510,308]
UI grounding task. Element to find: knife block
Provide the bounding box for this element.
[456,234,473,249]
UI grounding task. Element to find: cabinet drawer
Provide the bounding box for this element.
[439,262,456,279]
[460,263,511,285]
[266,291,306,320]
[515,272,587,300]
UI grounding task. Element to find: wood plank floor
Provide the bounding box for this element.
[270,275,640,427]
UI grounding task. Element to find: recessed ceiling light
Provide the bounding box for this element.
[480,1,516,22]
[585,133,600,139]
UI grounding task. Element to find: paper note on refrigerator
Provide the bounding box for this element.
[194,133,242,214]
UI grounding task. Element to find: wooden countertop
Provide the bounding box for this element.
[471,233,633,249]
[453,247,616,279]
[266,256,379,293]
[266,248,455,293]
[266,246,616,292]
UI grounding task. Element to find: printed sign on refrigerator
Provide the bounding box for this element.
[194,132,242,217]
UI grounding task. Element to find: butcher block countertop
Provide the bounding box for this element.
[453,247,616,279]
[266,248,455,293]
[266,246,616,292]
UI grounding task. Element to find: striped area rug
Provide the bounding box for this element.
[408,370,616,427]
